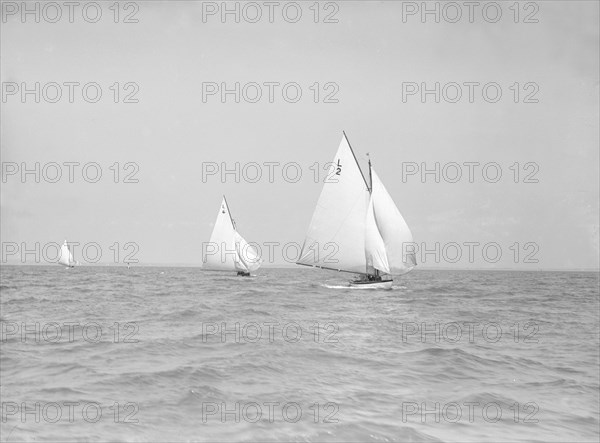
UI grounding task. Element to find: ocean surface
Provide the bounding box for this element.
[1,266,598,442]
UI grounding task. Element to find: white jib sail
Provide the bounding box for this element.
[297,135,370,273]
[371,169,416,274]
[235,231,262,272]
[203,197,238,271]
[365,194,391,274]
[58,240,74,266]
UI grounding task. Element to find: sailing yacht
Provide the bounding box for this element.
[296,132,416,289]
[58,240,77,268]
[202,196,262,276]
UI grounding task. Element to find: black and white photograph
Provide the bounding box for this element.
[1,1,599,441]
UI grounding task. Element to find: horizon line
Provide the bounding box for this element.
[1,263,598,273]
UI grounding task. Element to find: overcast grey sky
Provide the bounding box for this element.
[1,1,598,269]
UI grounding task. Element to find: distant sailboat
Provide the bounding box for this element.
[202,196,262,276]
[58,240,78,268]
[296,132,416,289]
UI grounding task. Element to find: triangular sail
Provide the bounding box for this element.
[203,197,238,271]
[58,240,74,267]
[371,169,416,274]
[203,197,262,273]
[297,135,370,274]
[234,231,262,272]
[365,195,391,274]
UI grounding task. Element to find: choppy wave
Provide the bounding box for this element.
[1,266,598,442]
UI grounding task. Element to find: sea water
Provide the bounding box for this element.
[1,266,598,442]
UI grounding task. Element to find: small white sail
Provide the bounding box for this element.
[371,169,416,274]
[235,231,262,272]
[203,197,237,271]
[203,196,262,273]
[365,194,391,274]
[58,240,75,267]
[297,135,370,273]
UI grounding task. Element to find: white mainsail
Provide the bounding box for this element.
[297,135,370,273]
[202,197,262,273]
[297,133,416,276]
[58,240,75,267]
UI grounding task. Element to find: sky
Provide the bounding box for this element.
[1,0,598,270]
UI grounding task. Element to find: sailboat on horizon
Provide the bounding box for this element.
[58,240,78,268]
[202,196,262,277]
[296,132,416,289]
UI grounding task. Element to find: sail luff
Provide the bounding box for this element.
[222,194,236,229]
[343,131,370,192]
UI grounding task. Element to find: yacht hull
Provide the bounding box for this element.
[349,279,393,289]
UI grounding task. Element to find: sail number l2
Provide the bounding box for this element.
[335,160,342,175]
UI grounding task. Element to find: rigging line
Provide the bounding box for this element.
[222,194,237,230]
[342,131,370,191]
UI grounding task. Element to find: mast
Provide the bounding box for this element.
[367,154,373,194]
